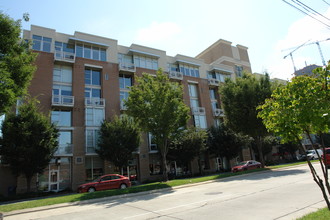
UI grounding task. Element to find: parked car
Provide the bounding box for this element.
[77,174,131,193]
[322,148,330,168]
[231,160,261,173]
[306,149,323,160]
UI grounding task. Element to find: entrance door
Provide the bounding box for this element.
[49,170,59,192]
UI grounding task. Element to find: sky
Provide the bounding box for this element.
[1,0,330,80]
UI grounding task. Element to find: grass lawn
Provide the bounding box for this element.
[0,160,314,213]
[0,168,268,213]
[297,208,330,220]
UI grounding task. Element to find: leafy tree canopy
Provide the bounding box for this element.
[0,97,59,192]
[0,12,36,115]
[125,69,190,181]
[97,115,140,169]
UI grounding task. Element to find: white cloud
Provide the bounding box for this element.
[135,22,182,43]
[268,8,330,80]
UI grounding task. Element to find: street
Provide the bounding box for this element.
[4,163,327,220]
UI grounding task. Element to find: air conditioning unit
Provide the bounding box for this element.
[213,108,224,117]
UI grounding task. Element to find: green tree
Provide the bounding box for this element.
[258,64,330,209]
[0,12,36,115]
[97,115,140,173]
[207,124,247,170]
[219,73,273,167]
[125,69,190,181]
[0,98,59,192]
[168,127,207,175]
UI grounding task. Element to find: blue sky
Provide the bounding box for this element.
[1,0,330,80]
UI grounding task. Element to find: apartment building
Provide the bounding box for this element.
[2,25,253,194]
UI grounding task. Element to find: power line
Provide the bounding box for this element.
[293,0,330,22]
[282,0,330,29]
[322,0,330,6]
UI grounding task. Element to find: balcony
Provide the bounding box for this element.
[54,144,73,156]
[54,51,75,63]
[52,95,74,107]
[208,78,220,87]
[213,108,225,117]
[85,98,105,107]
[168,71,183,80]
[119,62,136,72]
[191,107,206,116]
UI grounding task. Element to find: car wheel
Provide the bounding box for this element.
[120,184,127,189]
[243,168,247,171]
[88,187,96,193]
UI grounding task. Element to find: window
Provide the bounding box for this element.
[51,110,71,127]
[148,133,158,152]
[194,115,207,129]
[32,35,52,52]
[208,71,230,82]
[235,65,243,77]
[86,129,100,153]
[85,68,101,86]
[179,64,199,78]
[85,108,104,126]
[85,88,101,99]
[85,157,104,181]
[134,55,158,70]
[52,85,72,96]
[53,65,72,83]
[55,131,72,155]
[55,41,75,53]
[119,74,132,89]
[188,84,200,108]
[209,88,219,110]
[118,54,133,64]
[76,43,106,61]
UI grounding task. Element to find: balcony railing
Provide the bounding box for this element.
[120,101,127,110]
[191,107,206,116]
[208,78,220,87]
[168,71,183,80]
[54,51,75,62]
[54,144,73,156]
[119,62,136,72]
[85,98,105,107]
[52,95,74,107]
[213,108,225,117]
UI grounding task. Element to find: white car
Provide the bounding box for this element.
[306,149,323,160]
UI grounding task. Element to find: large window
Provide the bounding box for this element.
[85,108,104,126]
[85,68,101,86]
[53,85,72,97]
[179,64,199,78]
[55,131,72,155]
[76,43,106,61]
[188,84,199,108]
[51,110,72,127]
[119,74,132,109]
[55,41,75,54]
[209,89,219,110]
[32,35,52,52]
[85,157,104,181]
[86,129,100,153]
[134,55,158,70]
[194,115,207,129]
[235,65,243,77]
[53,65,72,83]
[208,71,230,82]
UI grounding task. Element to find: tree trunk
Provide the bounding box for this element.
[161,152,168,181]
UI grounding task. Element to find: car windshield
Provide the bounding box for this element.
[236,161,247,166]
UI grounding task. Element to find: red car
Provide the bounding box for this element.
[231,160,261,173]
[77,174,131,193]
[322,148,330,168]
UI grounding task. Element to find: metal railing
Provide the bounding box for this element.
[168,71,183,80]
[191,107,206,116]
[208,78,220,87]
[213,108,225,117]
[85,98,105,107]
[54,51,75,62]
[119,62,136,72]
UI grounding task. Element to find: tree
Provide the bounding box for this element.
[219,73,273,167]
[125,69,190,181]
[97,115,140,173]
[207,124,247,170]
[0,12,36,115]
[0,98,59,192]
[168,127,207,175]
[258,64,330,209]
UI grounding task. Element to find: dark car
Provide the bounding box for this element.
[231,160,261,173]
[77,174,131,193]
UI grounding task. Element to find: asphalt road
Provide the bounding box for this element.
[4,163,327,220]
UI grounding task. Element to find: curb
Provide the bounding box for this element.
[2,163,312,218]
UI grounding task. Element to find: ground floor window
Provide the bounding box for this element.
[85,156,104,181]
[149,154,162,175]
[37,157,71,192]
